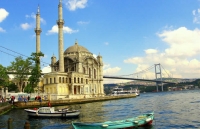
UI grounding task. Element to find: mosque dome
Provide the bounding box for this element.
[64,42,90,55]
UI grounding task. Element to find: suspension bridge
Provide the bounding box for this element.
[103,63,178,92]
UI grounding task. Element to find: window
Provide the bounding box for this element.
[59,77,61,83]
[54,77,56,83]
[74,77,76,83]
[62,77,64,83]
[89,68,91,78]
[94,69,96,79]
[78,78,80,83]
[46,78,48,84]
[69,78,71,83]
[81,78,83,83]
[66,78,68,83]
[50,78,52,83]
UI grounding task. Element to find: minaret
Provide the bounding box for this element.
[57,0,64,72]
[97,54,104,95]
[35,5,42,53]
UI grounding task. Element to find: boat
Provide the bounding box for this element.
[24,107,80,118]
[111,87,140,96]
[72,112,154,129]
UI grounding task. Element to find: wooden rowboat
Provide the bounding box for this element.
[72,112,154,129]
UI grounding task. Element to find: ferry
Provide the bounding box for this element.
[111,87,140,96]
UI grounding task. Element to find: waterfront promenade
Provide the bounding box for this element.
[0,94,136,112]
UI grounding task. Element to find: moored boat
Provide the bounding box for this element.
[111,87,140,96]
[24,107,80,118]
[72,112,154,129]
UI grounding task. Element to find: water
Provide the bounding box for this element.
[1,90,200,129]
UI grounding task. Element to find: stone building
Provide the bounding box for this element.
[35,0,104,99]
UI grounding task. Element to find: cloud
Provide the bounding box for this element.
[20,23,32,30]
[0,8,9,23]
[144,49,158,54]
[158,27,200,57]
[42,66,51,73]
[103,64,130,84]
[193,8,200,24]
[26,13,46,24]
[65,0,88,11]
[104,42,109,45]
[77,21,89,25]
[124,27,200,79]
[20,13,46,30]
[0,27,6,32]
[46,25,79,35]
[103,64,121,75]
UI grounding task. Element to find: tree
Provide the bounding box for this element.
[28,52,44,93]
[7,83,18,92]
[0,64,9,87]
[7,56,33,92]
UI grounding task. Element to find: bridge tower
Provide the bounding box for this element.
[155,63,163,92]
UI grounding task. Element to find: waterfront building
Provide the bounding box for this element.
[36,0,104,99]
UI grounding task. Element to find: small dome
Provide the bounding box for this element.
[64,42,89,54]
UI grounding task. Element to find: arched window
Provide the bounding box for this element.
[94,69,96,79]
[69,78,71,83]
[89,68,91,78]
[78,78,80,83]
[81,78,83,83]
[74,77,76,83]
[50,78,52,83]
[59,77,61,83]
[62,77,64,83]
[54,77,56,83]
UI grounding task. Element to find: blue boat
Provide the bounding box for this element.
[72,112,154,129]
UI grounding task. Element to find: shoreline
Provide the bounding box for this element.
[14,94,137,108]
[0,94,136,114]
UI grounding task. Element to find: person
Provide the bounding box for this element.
[27,96,30,101]
[38,96,42,102]
[48,100,51,107]
[10,96,14,104]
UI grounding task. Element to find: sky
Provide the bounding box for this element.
[0,0,200,84]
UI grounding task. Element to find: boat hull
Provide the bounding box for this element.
[24,109,80,118]
[72,112,154,129]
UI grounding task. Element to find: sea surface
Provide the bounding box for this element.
[1,90,200,129]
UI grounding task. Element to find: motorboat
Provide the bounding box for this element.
[24,107,80,118]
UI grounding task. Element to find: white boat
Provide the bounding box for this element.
[24,107,80,118]
[111,87,140,96]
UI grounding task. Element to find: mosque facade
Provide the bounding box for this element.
[35,0,104,99]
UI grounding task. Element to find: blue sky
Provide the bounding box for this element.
[1,0,200,83]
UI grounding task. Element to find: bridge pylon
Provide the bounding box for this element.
[155,63,163,92]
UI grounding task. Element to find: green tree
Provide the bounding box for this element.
[28,52,44,93]
[0,64,9,87]
[6,83,18,92]
[7,56,33,92]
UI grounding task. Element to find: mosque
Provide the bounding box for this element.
[35,0,104,99]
